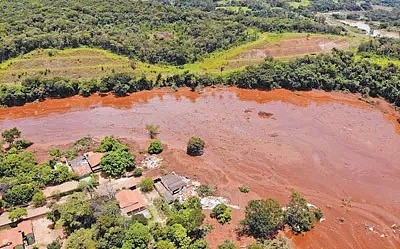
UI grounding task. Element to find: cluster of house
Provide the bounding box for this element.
[114,172,187,216]
[0,220,34,249]
[0,149,187,248]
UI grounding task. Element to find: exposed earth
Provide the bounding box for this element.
[0,88,399,249]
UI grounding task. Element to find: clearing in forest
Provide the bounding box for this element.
[0,33,356,84]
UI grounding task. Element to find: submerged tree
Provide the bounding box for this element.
[187,136,205,156]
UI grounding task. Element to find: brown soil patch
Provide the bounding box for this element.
[235,37,350,60]
[1,87,400,249]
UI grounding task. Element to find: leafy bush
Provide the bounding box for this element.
[187,136,205,156]
[47,240,62,249]
[247,236,293,249]
[240,199,284,239]
[139,177,154,192]
[100,147,135,178]
[218,240,238,249]
[196,184,215,197]
[148,140,163,154]
[32,191,46,207]
[8,207,27,222]
[285,191,322,233]
[239,185,250,193]
[133,168,143,177]
[210,203,232,224]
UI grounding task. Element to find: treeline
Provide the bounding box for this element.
[305,0,372,12]
[364,8,400,28]
[0,128,75,208]
[0,0,344,66]
[1,49,400,108]
[358,37,400,59]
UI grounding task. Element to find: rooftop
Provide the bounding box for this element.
[115,189,146,214]
[85,152,104,168]
[68,156,92,176]
[0,220,33,248]
[161,172,186,193]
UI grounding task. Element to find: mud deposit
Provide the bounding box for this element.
[1,88,399,249]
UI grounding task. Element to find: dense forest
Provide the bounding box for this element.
[0,0,344,66]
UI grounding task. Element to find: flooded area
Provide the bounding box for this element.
[0,87,400,249]
[339,19,400,39]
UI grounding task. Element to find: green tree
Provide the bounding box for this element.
[210,203,232,224]
[218,240,237,249]
[65,228,96,249]
[187,136,205,156]
[32,190,46,207]
[1,127,21,144]
[58,192,94,234]
[146,124,160,139]
[166,224,191,249]
[96,136,123,152]
[285,190,322,233]
[100,147,135,177]
[241,199,284,239]
[156,240,176,249]
[148,140,163,154]
[47,240,62,249]
[139,177,154,192]
[8,207,27,223]
[189,239,209,249]
[122,223,150,249]
[4,183,38,206]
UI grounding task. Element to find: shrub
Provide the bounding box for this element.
[133,168,143,177]
[196,184,215,197]
[210,203,232,224]
[9,207,27,222]
[239,185,250,193]
[285,191,322,233]
[47,240,62,249]
[148,140,163,154]
[240,199,284,239]
[32,191,46,207]
[139,177,154,192]
[218,240,237,249]
[187,136,205,156]
[146,124,159,139]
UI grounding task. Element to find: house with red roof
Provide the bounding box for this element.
[115,189,147,216]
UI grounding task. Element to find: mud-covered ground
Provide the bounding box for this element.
[0,88,399,249]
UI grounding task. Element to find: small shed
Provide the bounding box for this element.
[160,172,186,195]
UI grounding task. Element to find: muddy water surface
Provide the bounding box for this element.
[1,88,399,249]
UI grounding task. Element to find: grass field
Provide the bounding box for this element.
[0,32,360,84]
[288,0,310,8]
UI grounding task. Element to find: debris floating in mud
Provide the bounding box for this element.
[258,111,274,118]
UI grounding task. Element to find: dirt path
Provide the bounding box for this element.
[0,88,399,249]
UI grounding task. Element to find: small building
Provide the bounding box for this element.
[68,152,104,177]
[155,182,175,204]
[0,220,35,249]
[115,189,146,216]
[160,172,186,195]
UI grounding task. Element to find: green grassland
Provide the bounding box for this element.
[288,0,311,8]
[0,32,361,84]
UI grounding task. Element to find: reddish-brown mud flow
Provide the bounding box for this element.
[1,88,399,249]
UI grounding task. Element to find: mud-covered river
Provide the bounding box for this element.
[1,87,399,249]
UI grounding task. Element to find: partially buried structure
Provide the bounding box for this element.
[67,152,104,178]
[0,220,35,249]
[115,189,147,216]
[155,172,187,203]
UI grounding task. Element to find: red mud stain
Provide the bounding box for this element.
[1,87,400,249]
[235,37,350,60]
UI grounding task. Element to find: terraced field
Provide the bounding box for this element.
[0,33,356,84]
